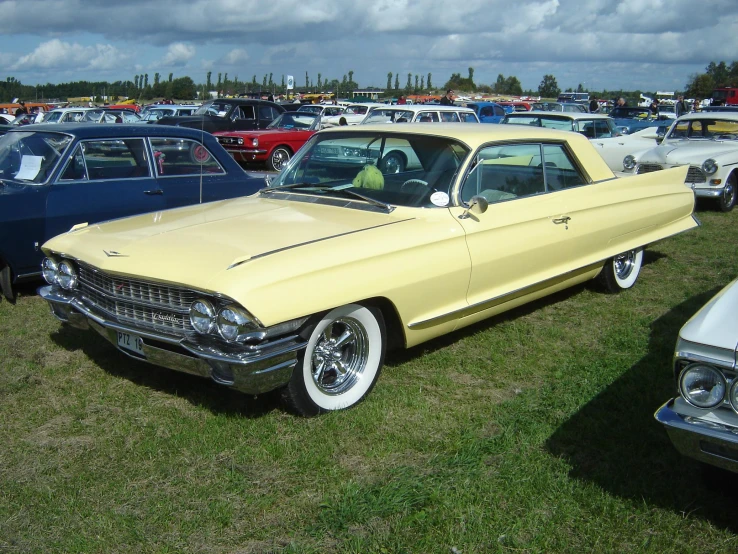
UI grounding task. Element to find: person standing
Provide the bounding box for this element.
[440,89,454,106]
[15,101,28,116]
[675,95,688,117]
[589,98,600,113]
[649,98,660,116]
[397,95,407,105]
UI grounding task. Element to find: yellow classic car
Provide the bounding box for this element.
[38,123,698,416]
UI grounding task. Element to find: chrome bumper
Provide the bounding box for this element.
[655,398,738,472]
[690,185,723,198]
[38,285,306,395]
[223,147,267,162]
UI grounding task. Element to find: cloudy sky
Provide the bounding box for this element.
[1,0,737,94]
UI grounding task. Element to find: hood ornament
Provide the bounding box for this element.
[103,250,129,257]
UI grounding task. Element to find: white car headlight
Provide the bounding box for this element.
[217,305,258,342]
[57,260,78,290]
[190,299,216,334]
[679,363,726,408]
[41,257,58,285]
[623,155,636,170]
[251,138,259,148]
[702,158,718,175]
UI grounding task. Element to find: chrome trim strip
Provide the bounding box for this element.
[408,262,601,329]
[675,351,736,371]
[228,218,415,269]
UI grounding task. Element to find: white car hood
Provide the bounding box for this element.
[643,141,738,165]
[680,278,738,353]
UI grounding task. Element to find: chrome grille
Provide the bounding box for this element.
[685,165,706,183]
[217,136,240,146]
[637,163,663,174]
[77,263,195,336]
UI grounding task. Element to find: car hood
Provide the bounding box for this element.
[216,128,307,138]
[680,278,738,353]
[43,194,411,291]
[641,141,738,164]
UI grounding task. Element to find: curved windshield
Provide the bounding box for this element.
[45,111,63,123]
[267,112,319,130]
[666,118,738,140]
[268,131,470,208]
[297,105,323,115]
[343,105,370,115]
[193,101,231,117]
[0,131,72,183]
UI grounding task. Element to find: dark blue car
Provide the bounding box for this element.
[0,124,265,301]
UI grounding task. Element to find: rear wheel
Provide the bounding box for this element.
[380,152,406,173]
[0,264,15,303]
[597,247,644,293]
[268,147,292,172]
[282,304,385,416]
[719,174,736,212]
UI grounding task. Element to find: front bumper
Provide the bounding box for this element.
[655,397,738,472]
[223,147,267,163]
[39,285,306,395]
[689,184,724,198]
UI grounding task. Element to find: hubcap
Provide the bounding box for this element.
[614,250,636,280]
[272,150,289,171]
[311,317,369,395]
[384,155,401,173]
[724,182,735,207]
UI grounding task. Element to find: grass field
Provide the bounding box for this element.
[1,203,737,553]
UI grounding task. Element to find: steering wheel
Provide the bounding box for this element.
[400,179,431,193]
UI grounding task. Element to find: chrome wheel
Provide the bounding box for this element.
[283,304,385,416]
[720,176,736,212]
[311,317,369,395]
[380,152,405,173]
[268,147,291,172]
[614,250,637,281]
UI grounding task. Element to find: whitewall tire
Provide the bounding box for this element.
[597,247,644,293]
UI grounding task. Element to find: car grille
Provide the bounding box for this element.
[77,263,195,336]
[685,166,706,183]
[636,163,663,174]
[637,163,706,184]
[217,136,240,146]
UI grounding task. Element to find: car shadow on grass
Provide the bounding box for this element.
[545,287,738,533]
[50,325,283,418]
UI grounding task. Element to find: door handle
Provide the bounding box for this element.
[144,189,163,195]
[552,216,571,225]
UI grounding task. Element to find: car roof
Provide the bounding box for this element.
[676,112,738,121]
[8,123,218,140]
[368,105,475,113]
[505,111,612,120]
[321,121,596,147]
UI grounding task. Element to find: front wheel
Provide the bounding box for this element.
[380,152,405,174]
[268,147,292,172]
[719,175,736,212]
[597,247,644,293]
[282,304,386,416]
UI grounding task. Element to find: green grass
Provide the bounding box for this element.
[2,204,738,553]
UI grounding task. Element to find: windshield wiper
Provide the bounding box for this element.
[261,183,394,212]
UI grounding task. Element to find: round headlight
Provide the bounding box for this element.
[237,137,244,145]
[190,299,216,334]
[217,305,257,342]
[702,158,718,175]
[41,257,59,285]
[251,138,259,148]
[57,260,78,290]
[679,364,726,409]
[623,155,636,170]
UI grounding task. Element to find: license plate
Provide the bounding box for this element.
[117,331,145,356]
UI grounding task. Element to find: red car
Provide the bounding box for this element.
[214,112,320,171]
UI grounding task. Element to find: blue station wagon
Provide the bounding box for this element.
[0,124,265,301]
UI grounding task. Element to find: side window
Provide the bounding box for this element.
[59,144,88,181]
[259,106,276,121]
[234,106,256,120]
[417,112,439,122]
[82,139,150,180]
[461,143,545,204]
[441,112,460,122]
[460,113,477,122]
[149,138,224,176]
[480,107,493,118]
[494,106,505,117]
[593,120,612,138]
[541,144,586,190]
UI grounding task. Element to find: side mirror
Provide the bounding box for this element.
[459,195,489,219]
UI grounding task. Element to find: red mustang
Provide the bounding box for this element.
[214,112,320,171]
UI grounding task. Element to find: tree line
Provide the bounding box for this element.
[2,62,733,104]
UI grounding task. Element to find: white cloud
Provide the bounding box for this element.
[222,48,249,64]
[12,39,128,71]
[162,42,195,66]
